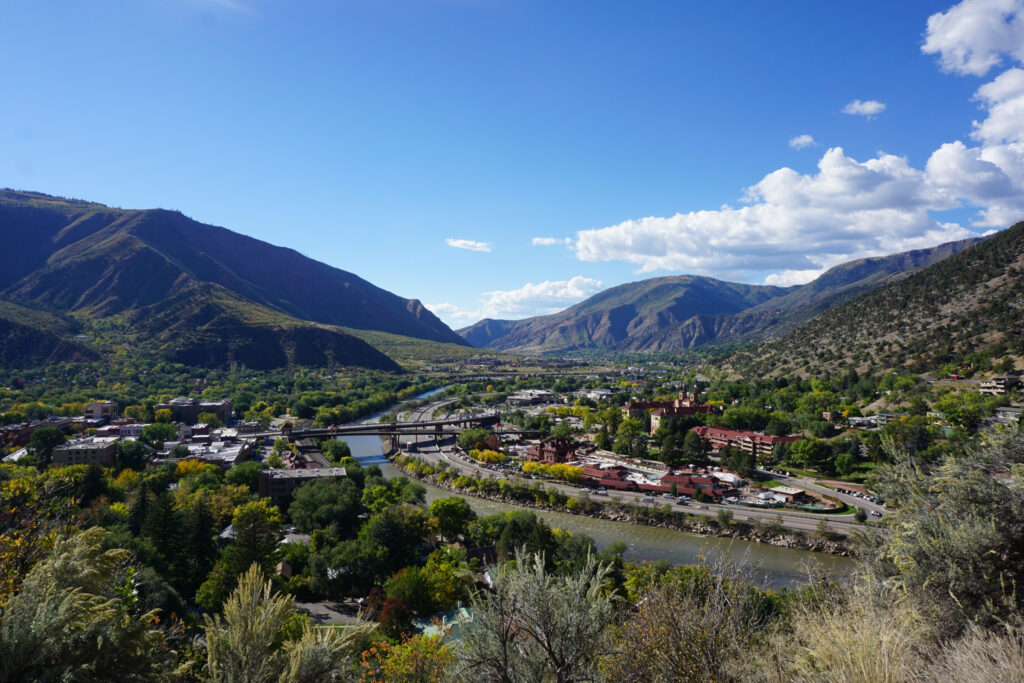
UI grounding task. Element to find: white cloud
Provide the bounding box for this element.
[841,99,887,118]
[922,0,1024,76]
[445,238,492,252]
[574,147,972,278]
[428,276,604,325]
[764,268,826,287]
[572,2,1024,281]
[480,276,603,318]
[531,237,572,246]
[789,134,816,150]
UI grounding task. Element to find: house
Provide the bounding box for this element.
[875,412,907,428]
[691,426,800,461]
[526,438,576,463]
[980,375,1020,396]
[258,467,347,506]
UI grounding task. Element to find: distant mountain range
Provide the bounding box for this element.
[733,220,1024,376]
[0,190,469,370]
[458,238,982,354]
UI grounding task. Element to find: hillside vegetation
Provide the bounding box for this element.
[731,221,1024,376]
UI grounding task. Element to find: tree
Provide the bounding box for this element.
[154,408,173,424]
[116,439,151,470]
[321,439,351,463]
[197,411,223,429]
[457,551,617,682]
[550,422,572,440]
[458,428,492,451]
[204,564,370,683]
[358,634,454,683]
[385,566,435,616]
[288,479,361,535]
[27,426,65,468]
[224,461,268,493]
[682,430,708,466]
[606,561,778,682]
[141,422,179,448]
[0,528,171,682]
[429,496,476,542]
[865,431,1024,636]
[197,501,284,611]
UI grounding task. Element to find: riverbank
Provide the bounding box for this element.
[396,459,853,556]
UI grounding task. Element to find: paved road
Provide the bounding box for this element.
[398,402,874,535]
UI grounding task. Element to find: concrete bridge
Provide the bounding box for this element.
[253,412,535,451]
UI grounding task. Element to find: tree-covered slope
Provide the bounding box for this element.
[730,221,1024,376]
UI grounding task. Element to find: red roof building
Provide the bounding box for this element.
[526,438,576,463]
[691,426,800,461]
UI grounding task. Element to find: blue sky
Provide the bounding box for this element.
[3,1,1024,328]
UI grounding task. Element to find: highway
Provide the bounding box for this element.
[396,400,880,536]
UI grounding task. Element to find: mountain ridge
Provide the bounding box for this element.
[0,189,467,370]
[458,237,983,354]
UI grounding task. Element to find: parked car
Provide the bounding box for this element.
[662,492,675,499]
[641,496,655,503]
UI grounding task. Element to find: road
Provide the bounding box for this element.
[397,400,878,536]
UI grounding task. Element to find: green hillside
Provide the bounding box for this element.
[0,189,467,371]
[730,221,1024,376]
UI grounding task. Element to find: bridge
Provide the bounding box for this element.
[253,413,536,451]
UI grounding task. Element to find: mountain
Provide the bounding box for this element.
[458,238,982,354]
[731,221,1024,376]
[0,190,468,370]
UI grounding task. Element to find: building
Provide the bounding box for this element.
[769,485,807,503]
[526,438,576,463]
[691,426,801,462]
[649,404,719,435]
[875,412,907,428]
[980,375,1020,396]
[155,397,232,425]
[507,389,554,406]
[258,467,347,506]
[52,437,118,467]
[83,400,118,420]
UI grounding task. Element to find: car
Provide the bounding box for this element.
[594,488,608,495]
[662,493,675,499]
[580,487,593,493]
[746,517,756,522]
[871,510,883,517]
[699,504,709,509]
[641,496,655,503]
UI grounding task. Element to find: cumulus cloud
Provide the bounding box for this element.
[531,237,572,246]
[922,0,1024,76]
[841,99,887,118]
[575,147,973,278]
[428,276,604,325]
[479,276,603,318]
[789,134,816,149]
[445,238,492,252]
[573,1,1024,281]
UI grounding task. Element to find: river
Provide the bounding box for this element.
[337,389,855,588]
